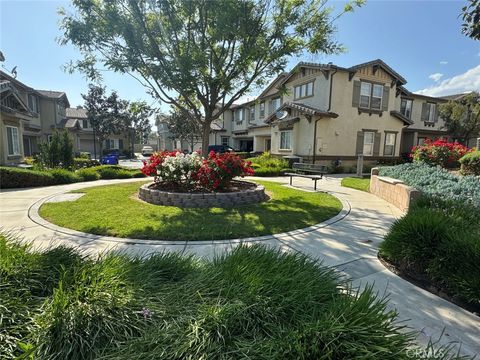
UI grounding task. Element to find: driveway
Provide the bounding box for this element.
[0,175,478,356]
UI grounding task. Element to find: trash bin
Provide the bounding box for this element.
[283,156,302,168]
[101,155,119,165]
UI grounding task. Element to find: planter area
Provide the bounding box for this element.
[139,181,268,208]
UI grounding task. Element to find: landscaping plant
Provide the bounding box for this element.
[459,150,480,175]
[36,130,75,170]
[141,151,253,191]
[246,152,289,177]
[0,233,463,360]
[410,139,471,168]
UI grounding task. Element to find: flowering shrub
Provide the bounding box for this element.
[459,150,480,176]
[410,139,472,168]
[142,151,253,191]
[194,151,254,191]
[379,162,480,208]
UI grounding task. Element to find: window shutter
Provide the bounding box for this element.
[382,86,389,111]
[119,139,123,149]
[434,105,439,122]
[421,103,428,121]
[355,131,364,155]
[373,132,381,156]
[352,81,361,107]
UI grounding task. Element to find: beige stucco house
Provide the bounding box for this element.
[208,59,471,167]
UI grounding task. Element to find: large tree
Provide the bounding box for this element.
[124,101,154,155]
[438,92,480,144]
[82,84,128,157]
[461,0,480,40]
[60,0,362,156]
[165,110,202,152]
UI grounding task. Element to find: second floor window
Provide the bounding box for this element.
[82,120,88,128]
[359,82,384,110]
[249,106,255,122]
[28,94,38,113]
[294,81,314,100]
[269,97,281,114]
[422,102,437,123]
[259,102,265,118]
[235,108,244,123]
[400,99,413,118]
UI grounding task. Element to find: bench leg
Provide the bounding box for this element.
[290,176,292,186]
[314,179,317,191]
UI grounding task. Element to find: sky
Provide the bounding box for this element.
[1,0,479,116]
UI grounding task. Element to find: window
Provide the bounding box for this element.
[384,133,396,156]
[6,126,20,156]
[400,99,413,118]
[363,131,375,156]
[82,120,88,128]
[259,102,265,118]
[417,137,426,146]
[294,81,314,100]
[359,82,371,108]
[269,97,281,114]
[249,106,255,122]
[107,139,120,149]
[280,130,292,150]
[221,137,229,147]
[28,94,38,113]
[235,108,244,123]
[371,84,383,110]
[425,103,436,123]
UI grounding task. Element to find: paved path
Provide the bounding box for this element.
[1,176,479,357]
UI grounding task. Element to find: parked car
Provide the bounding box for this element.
[101,154,119,165]
[142,146,154,156]
[208,145,236,153]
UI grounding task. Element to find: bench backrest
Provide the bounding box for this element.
[292,163,328,173]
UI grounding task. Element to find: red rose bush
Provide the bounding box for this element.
[142,151,254,191]
[410,139,472,168]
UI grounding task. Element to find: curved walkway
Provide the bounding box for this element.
[1,176,478,356]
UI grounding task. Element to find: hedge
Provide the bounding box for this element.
[459,150,480,176]
[73,158,101,169]
[0,166,147,189]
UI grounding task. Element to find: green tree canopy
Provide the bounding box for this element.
[461,0,480,40]
[163,110,202,152]
[438,92,480,144]
[124,101,154,154]
[60,0,363,156]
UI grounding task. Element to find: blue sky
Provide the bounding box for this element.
[1,0,479,113]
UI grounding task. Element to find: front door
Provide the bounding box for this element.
[265,138,271,151]
[23,136,31,156]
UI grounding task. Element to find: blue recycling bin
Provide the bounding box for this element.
[101,154,119,165]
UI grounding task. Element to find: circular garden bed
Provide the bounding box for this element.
[139,180,267,208]
[38,180,342,241]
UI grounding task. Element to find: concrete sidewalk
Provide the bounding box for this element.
[1,176,478,356]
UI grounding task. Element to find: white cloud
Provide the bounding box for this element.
[428,73,444,82]
[440,60,448,65]
[416,65,480,97]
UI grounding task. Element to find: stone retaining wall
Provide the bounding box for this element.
[369,168,421,212]
[139,182,267,208]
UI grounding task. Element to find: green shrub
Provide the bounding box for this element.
[132,170,147,178]
[0,167,54,188]
[76,152,91,159]
[76,168,100,181]
[252,167,288,177]
[1,233,455,360]
[247,152,289,177]
[380,200,480,306]
[73,158,100,169]
[36,130,75,169]
[48,169,81,184]
[116,169,133,179]
[459,150,480,175]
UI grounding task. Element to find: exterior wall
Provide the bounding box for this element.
[39,98,57,139]
[0,114,25,165]
[282,69,330,111]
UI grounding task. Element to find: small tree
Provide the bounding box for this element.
[82,84,127,157]
[438,92,480,144]
[124,101,154,156]
[165,110,202,152]
[60,0,363,156]
[37,130,74,169]
[461,0,480,40]
[60,130,74,168]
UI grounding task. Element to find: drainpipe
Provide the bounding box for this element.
[312,67,337,164]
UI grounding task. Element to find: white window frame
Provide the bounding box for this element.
[384,133,396,156]
[235,108,244,123]
[259,102,265,118]
[426,103,436,123]
[6,126,20,156]
[221,136,229,147]
[28,94,38,113]
[400,98,412,118]
[371,84,383,110]
[249,106,255,122]
[359,82,371,108]
[108,139,120,149]
[270,97,281,114]
[363,131,375,156]
[417,137,427,146]
[294,81,314,100]
[279,130,292,150]
[82,119,89,128]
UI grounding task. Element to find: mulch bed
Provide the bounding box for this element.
[148,180,257,193]
[378,255,479,316]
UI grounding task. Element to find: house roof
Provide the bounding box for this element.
[37,90,65,99]
[257,72,288,99]
[0,80,31,114]
[58,118,81,130]
[265,102,338,123]
[66,107,88,119]
[348,59,407,85]
[440,92,472,101]
[390,110,414,125]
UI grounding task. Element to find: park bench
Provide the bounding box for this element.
[285,163,328,190]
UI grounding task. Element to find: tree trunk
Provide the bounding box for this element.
[201,120,211,157]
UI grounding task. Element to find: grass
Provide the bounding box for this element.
[341,176,371,192]
[0,233,462,360]
[39,180,342,241]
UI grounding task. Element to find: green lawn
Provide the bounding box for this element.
[39,180,342,241]
[341,177,371,192]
